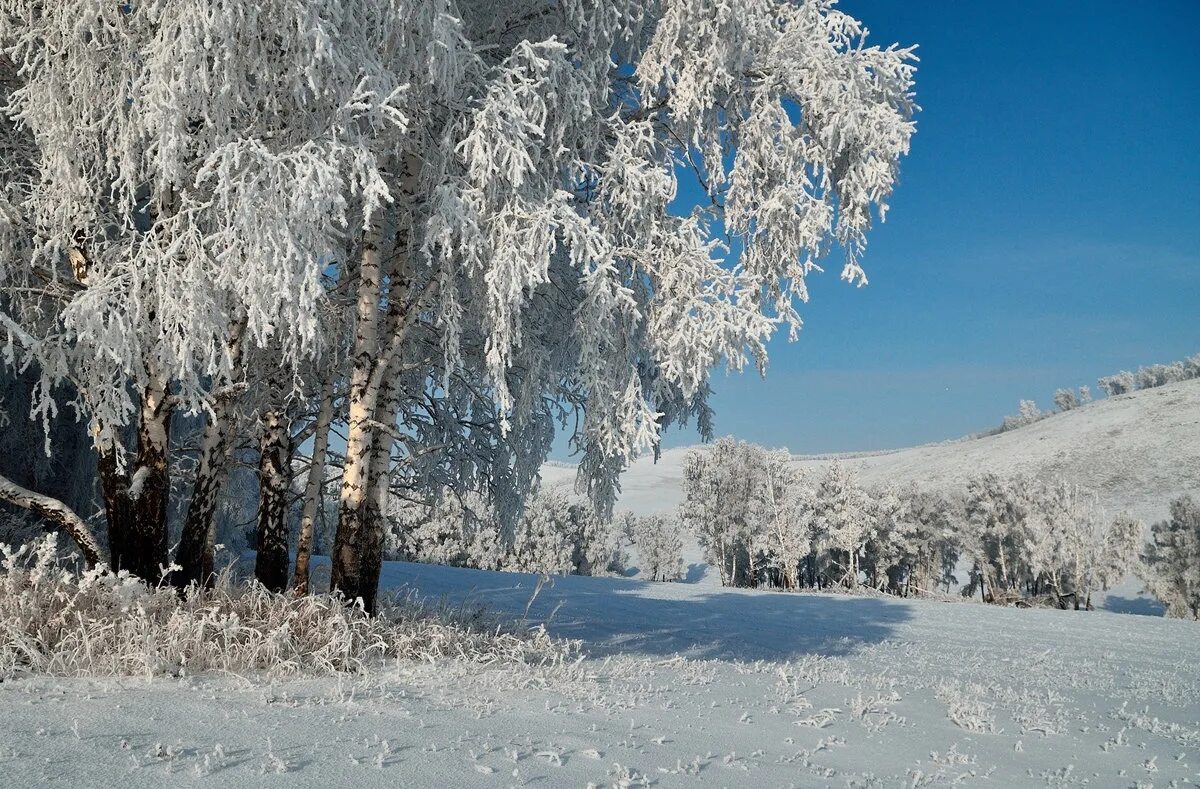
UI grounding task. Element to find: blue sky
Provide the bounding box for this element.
[651,0,1200,455]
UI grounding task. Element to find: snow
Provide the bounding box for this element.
[4,380,1197,786]
[545,379,1200,601]
[3,560,1197,787]
[547,380,1200,526]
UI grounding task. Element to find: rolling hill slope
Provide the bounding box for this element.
[544,377,1200,525]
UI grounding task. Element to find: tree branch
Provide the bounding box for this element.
[0,472,105,568]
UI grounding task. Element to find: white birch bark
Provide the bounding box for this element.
[0,471,104,567]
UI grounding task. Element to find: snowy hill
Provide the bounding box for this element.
[544,378,1200,525]
[4,560,1197,787]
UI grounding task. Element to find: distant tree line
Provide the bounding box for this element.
[1096,353,1200,397]
[991,352,1199,435]
[679,438,1198,618]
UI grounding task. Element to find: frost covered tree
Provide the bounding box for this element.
[903,488,961,595]
[1052,485,1138,610]
[963,474,1030,602]
[567,502,624,577]
[631,514,684,582]
[681,438,769,587]
[1097,371,1136,397]
[811,461,873,588]
[506,491,575,576]
[1141,496,1200,620]
[758,462,815,590]
[1,1,917,612]
[861,484,918,594]
[752,451,813,589]
[0,1,406,582]
[1001,400,1043,432]
[1053,388,1079,412]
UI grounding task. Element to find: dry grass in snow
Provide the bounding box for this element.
[0,535,573,680]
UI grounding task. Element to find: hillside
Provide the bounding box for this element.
[544,378,1200,525]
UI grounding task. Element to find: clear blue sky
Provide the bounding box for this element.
[654,0,1200,455]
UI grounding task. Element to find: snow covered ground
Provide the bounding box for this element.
[3,559,1198,787]
[3,382,1197,787]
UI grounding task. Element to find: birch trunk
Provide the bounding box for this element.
[330,215,385,610]
[332,155,420,614]
[173,407,233,588]
[254,407,292,593]
[0,471,104,567]
[174,313,246,588]
[98,370,172,584]
[292,378,335,596]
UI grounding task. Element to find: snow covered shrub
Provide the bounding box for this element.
[1001,399,1045,432]
[0,535,572,679]
[1096,355,1199,397]
[387,489,622,577]
[1053,388,1080,412]
[388,493,504,571]
[1141,496,1200,620]
[630,514,684,582]
[1185,353,1200,379]
[1098,371,1136,396]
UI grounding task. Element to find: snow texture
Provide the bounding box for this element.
[2,558,1197,787]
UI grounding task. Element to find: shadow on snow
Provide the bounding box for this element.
[378,560,912,662]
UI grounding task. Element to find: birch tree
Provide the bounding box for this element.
[1141,496,1200,620]
[2,1,917,614]
[812,460,872,588]
[0,1,408,581]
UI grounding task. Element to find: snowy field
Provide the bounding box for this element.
[3,558,1198,787]
[4,383,1197,787]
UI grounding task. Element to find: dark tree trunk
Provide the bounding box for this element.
[254,409,292,594]
[174,313,246,589]
[292,379,335,596]
[97,379,172,584]
[173,412,232,588]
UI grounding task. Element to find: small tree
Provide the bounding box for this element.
[1001,399,1043,431]
[568,503,624,577]
[681,438,765,587]
[1053,388,1079,412]
[1055,488,1137,610]
[632,514,684,582]
[1141,496,1200,620]
[812,461,873,588]
[963,474,1030,602]
[1098,371,1136,396]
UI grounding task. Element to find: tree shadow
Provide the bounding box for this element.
[380,561,912,662]
[683,562,708,584]
[1102,594,1165,617]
